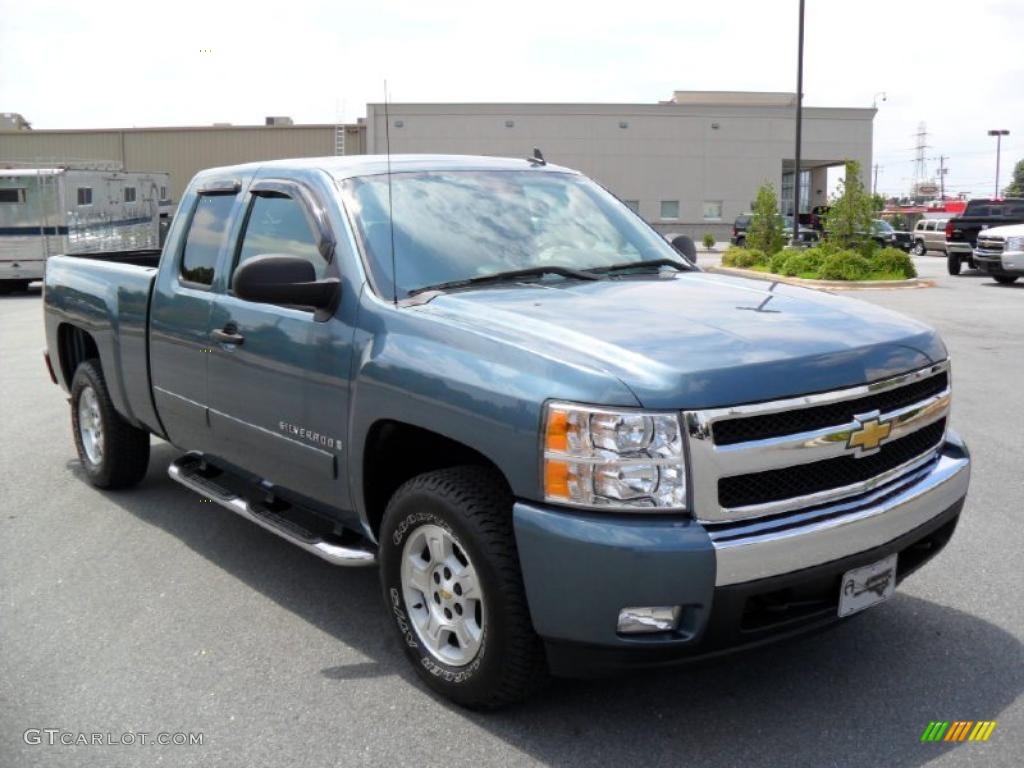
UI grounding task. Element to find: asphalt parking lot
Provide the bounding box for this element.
[1,254,1021,768]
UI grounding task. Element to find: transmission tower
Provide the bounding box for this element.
[913,122,930,188]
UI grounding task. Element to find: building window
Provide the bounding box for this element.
[703,201,723,220]
[623,200,640,214]
[660,200,679,220]
[77,187,93,206]
[0,188,26,204]
[504,119,515,128]
[124,187,136,203]
[393,120,404,128]
[160,186,168,200]
[781,170,811,216]
[619,121,629,129]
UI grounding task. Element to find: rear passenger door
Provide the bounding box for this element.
[205,177,354,509]
[150,180,242,452]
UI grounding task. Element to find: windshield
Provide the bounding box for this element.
[341,170,684,298]
[873,220,894,234]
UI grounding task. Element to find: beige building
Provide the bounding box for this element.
[0,118,364,203]
[2,92,874,238]
[366,92,875,237]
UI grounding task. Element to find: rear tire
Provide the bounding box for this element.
[379,466,547,709]
[994,275,1019,285]
[947,253,962,275]
[70,360,150,489]
[913,240,927,256]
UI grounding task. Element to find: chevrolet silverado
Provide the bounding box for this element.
[43,155,971,708]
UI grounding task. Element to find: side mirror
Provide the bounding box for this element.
[669,234,697,263]
[232,254,339,311]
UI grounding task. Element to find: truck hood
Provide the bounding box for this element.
[980,222,1024,237]
[419,271,946,409]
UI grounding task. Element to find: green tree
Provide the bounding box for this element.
[871,193,886,213]
[824,160,874,252]
[1003,159,1024,197]
[747,183,785,255]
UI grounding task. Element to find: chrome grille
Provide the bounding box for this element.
[976,235,1005,255]
[683,361,950,523]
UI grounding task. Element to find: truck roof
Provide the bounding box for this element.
[193,154,580,182]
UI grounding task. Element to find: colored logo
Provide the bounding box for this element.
[920,721,997,743]
[847,413,893,455]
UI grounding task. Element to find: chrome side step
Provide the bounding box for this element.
[168,454,376,567]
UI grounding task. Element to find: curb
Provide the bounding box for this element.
[708,265,935,291]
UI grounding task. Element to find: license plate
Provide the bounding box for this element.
[838,554,897,617]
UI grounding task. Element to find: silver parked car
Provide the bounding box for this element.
[912,218,948,255]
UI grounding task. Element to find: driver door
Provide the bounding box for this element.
[206,178,354,508]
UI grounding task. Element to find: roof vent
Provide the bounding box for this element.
[265,116,294,126]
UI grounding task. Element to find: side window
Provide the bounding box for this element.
[77,187,92,206]
[0,188,26,204]
[925,221,936,231]
[124,187,137,203]
[235,194,326,280]
[181,194,236,286]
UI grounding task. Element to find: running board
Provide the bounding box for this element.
[168,454,376,567]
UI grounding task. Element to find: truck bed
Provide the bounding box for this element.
[43,254,163,436]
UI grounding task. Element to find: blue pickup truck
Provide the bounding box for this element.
[43,155,971,708]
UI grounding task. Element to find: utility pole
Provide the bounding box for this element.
[938,156,948,200]
[988,129,1010,197]
[791,0,805,245]
[873,163,880,195]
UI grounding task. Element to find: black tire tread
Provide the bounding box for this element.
[71,360,150,489]
[385,466,548,709]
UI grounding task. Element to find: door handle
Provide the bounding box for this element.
[212,326,245,345]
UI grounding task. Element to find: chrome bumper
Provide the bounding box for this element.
[711,436,970,586]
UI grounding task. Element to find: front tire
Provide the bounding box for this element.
[71,360,150,488]
[379,466,547,709]
[994,275,1019,285]
[947,253,962,275]
[913,240,927,256]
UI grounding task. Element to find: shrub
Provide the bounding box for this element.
[780,247,828,276]
[768,249,791,274]
[721,246,745,267]
[732,248,766,269]
[702,232,716,250]
[870,247,917,278]
[818,250,871,281]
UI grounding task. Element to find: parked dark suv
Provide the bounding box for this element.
[731,214,819,247]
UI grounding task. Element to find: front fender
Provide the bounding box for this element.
[346,294,640,528]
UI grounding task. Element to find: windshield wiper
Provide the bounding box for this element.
[408,265,601,296]
[584,258,691,275]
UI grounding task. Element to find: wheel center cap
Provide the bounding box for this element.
[439,588,453,601]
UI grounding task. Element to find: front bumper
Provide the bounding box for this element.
[513,434,970,676]
[975,249,1024,275]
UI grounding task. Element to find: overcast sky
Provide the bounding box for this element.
[2,0,1021,198]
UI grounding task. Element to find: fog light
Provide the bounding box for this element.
[617,606,681,634]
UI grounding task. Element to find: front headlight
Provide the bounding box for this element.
[1005,235,1024,252]
[542,402,687,511]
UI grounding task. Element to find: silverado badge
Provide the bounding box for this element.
[847,413,893,456]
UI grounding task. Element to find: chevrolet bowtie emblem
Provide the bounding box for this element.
[847,415,893,455]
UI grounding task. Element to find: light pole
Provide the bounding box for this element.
[791,0,805,245]
[872,91,887,108]
[988,129,1009,197]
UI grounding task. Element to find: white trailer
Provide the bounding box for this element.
[0,167,171,291]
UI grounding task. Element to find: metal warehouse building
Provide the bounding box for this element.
[2,92,874,238]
